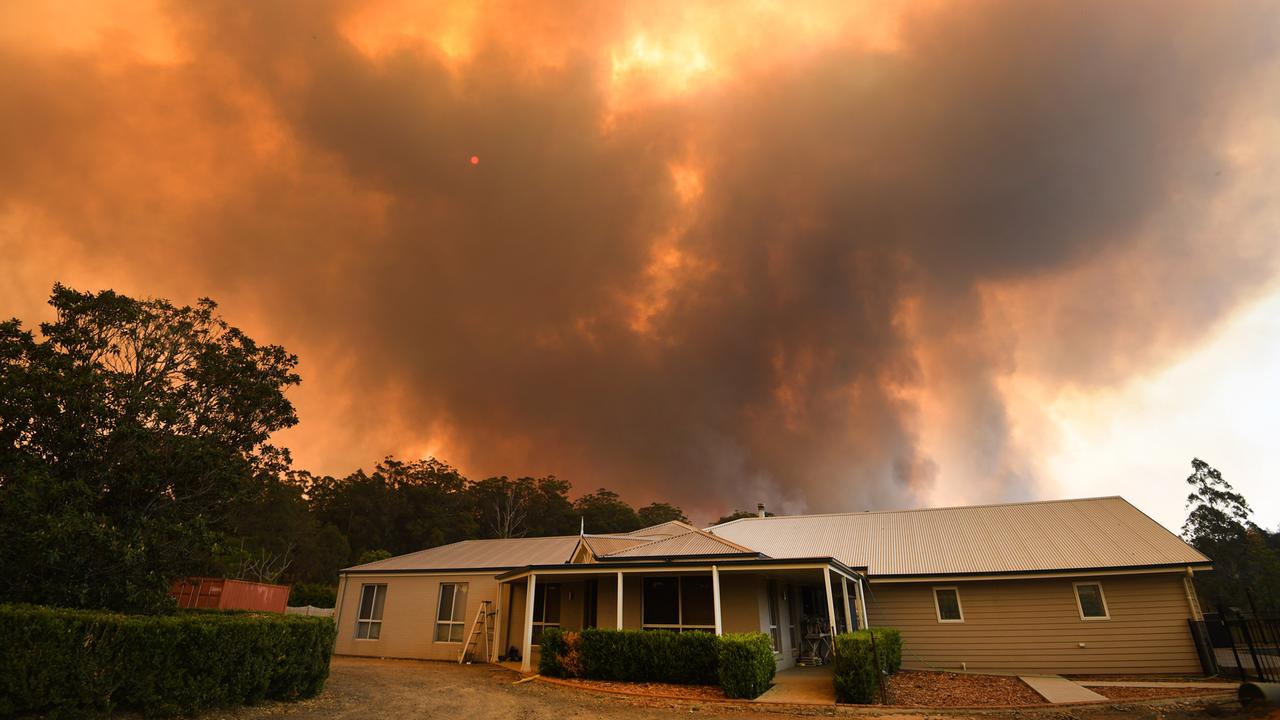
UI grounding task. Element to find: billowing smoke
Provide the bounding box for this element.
[2,0,1277,521]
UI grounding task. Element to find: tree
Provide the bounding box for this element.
[304,456,476,559]
[637,502,689,526]
[1182,458,1280,612]
[715,509,774,525]
[0,285,300,612]
[573,488,642,533]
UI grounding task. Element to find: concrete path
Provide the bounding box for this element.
[755,664,836,704]
[1077,680,1239,689]
[1018,674,1107,703]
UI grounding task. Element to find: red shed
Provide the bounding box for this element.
[170,577,290,613]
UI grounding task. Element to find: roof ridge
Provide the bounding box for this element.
[601,527,755,557]
[707,496,1127,528]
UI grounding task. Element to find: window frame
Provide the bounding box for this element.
[434,582,470,644]
[355,583,387,640]
[1073,581,1110,621]
[932,586,964,623]
[640,576,716,632]
[531,583,561,646]
[766,580,782,652]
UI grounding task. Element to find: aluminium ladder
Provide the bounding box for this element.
[458,600,495,663]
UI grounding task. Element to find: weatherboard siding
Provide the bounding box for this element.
[866,572,1201,674]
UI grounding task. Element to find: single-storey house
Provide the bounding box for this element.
[332,496,1212,675]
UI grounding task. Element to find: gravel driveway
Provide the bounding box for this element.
[198,656,1248,720]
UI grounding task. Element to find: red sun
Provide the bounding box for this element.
[470,155,480,165]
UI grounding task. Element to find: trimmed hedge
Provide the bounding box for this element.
[539,628,776,699]
[0,603,336,717]
[832,628,903,704]
[578,628,718,685]
[716,632,776,699]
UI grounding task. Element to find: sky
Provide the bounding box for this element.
[2,0,1279,531]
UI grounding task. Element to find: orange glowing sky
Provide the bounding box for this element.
[3,0,1279,528]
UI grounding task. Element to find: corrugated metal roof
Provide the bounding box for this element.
[622,520,696,538]
[581,535,657,556]
[706,497,1209,576]
[603,529,758,558]
[343,535,580,572]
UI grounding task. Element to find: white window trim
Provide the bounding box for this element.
[434,582,469,644]
[355,584,387,640]
[932,586,964,623]
[640,576,716,631]
[1073,581,1110,621]
[530,583,561,646]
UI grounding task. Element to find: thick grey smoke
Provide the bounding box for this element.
[2,0,1277,520]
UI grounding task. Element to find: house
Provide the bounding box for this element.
[332,496,1212,675]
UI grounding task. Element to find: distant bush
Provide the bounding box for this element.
[832,628,903,704]
[715,632,776,699]
[0,603,335,717]
[288,583,337,608]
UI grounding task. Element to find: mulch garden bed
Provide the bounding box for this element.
[552,678,728,701]
[882,670,1045,707]
[1090,686,1235,701]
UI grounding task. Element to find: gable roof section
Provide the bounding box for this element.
[343,535,580,573]
[707,496,1209,577]
[580,534,658,556]
[622,520,697,538]
[603,528,759,559]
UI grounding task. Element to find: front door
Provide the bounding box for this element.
[582,579,598,628]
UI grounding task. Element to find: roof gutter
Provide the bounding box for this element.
[496,556,867,582]
[867,560,1214,583]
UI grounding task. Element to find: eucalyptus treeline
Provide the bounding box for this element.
[0,285,688,612]
[4,286,1276,615]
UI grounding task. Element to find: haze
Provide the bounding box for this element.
[3,0,1279,529]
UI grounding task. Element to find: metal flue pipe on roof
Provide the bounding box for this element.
[757,503,766,518]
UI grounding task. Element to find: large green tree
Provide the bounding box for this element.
[637,502,689,526]
[0,285,300,611]
[1182,458,1280,613]
[304,457,477,558]
[573,488,642,533]
[470,475,577,538]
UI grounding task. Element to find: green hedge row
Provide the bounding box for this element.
[0,603,336,717]
[715,632,776,699]
[832,628,903,704]
[539,628,776,699]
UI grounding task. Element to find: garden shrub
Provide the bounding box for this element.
[0,603,336,718]
[538,627,569,677]
[832,628,903,704]
[715,632,775,699]
[575,629,718,685]
[542,628,773,697]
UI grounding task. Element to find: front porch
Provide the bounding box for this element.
[494,558,868,673]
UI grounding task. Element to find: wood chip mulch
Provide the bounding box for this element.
[555,677,728,701]
[883,670,1045,707]
[1091,686,1235,701]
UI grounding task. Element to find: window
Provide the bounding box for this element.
[356,584,387,639]
[642,576,715,631]
[531,583,560,644]
[933,587,963,623]
[767,580,781,651]
[435,583,469,642]
[1074,582,1109,620]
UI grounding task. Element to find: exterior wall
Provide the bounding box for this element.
[334,572,500,661]
[865,572,1201,674]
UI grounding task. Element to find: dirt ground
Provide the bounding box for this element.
[196,656,1275,720]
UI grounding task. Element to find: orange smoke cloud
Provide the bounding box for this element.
[2,0,1278,521]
